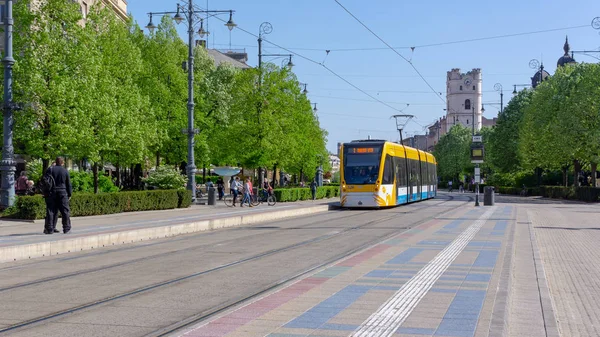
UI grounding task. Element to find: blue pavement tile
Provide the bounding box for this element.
[443,271,469,276]
[372,285,401,291]
[285,285,370,329]
[435,290,486,336]
[319,323,359,331]
[418,240,451,246]
[465,273,491,282]
[467,241,501,248]
[398,327,436,335]
[443,219,464,229]
[493,220,508,233]
[439,276,465,281]
[430,288,458,293]
[365,269,395,278]
[434,329,476,337]
[387,248,424,264]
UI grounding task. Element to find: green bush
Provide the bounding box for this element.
[26,159,44,184]
[8,190,188,220]
[273,186,339,202]
[144,166,187,190]
[70,171,119,193]
[177,189,193,208]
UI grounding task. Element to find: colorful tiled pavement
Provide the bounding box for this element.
[180,205,514,337]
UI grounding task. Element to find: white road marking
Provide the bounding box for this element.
[351,206,496,337]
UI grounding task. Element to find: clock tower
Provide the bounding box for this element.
[445,68,482,133]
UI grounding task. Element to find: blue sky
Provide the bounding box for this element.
[128,0,600,153]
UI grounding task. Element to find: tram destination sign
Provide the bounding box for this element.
[349,147,380,154]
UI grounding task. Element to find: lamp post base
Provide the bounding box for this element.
[475,183,480,206]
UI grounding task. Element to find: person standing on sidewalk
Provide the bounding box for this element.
[15,171,28,196]
[231,177,241,207]
[216,177,224,200]
[43,157,72,234]
[310,178,317,200]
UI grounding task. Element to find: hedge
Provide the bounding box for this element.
[494,185,600,202]
[273,186,340,202]
[11,189,192,220]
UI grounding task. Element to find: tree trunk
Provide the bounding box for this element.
[272,163,277,188]
[203,167,206,184]
[592,163,597,187]
[156,152,160,167]
[115,164,121,188]
[93,163,99,194]
[299,169,303,185]
[42,158,50,171]
[134,164,142,189]
[258,167,264,189]
[536,167,542,187]
[562,166,568,187]
[574,160,581,187]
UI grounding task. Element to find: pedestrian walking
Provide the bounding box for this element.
[216,177,224,200]
[448,180,453,193]
[310,178,317,200]
[15,171,28,196]
[42,157,72,234]
[231,177,240,206]
[459,181,464,193]
[241,178,252,207]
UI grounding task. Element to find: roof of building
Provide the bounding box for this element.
[531,69,551,88]
[206,49,250,69]
[557,36,576,67]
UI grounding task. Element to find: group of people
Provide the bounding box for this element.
[228,177,274,207]
[15,171,35,196]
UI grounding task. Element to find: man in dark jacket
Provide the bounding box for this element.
[44,157,72,234]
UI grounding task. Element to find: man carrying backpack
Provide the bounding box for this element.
[42,157,72,234]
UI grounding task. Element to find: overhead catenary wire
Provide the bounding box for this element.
[210,15,408,114]
[208,24,589,52]
[332,0,446,104]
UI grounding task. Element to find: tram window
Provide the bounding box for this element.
[382,155,393,184]
[397,157,408,186]
[422,160,428,185]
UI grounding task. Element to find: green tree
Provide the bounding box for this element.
[433,125,473,181]
[487,89,532,173]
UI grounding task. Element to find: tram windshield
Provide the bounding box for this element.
[343,145,382,185]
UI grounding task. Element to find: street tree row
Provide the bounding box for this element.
[435,62,600,188]
[2,0,328,192]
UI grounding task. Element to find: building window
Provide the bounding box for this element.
[473,85,476,90]
[82,2,88,19]
[465,99,471,110]
[460,85,463,91]
[0,4,5,24]
[467,119,469,124]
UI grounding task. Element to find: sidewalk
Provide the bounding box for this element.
[0,199,336,263]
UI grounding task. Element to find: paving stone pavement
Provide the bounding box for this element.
[527,203,600,337]
[177,202,515,337]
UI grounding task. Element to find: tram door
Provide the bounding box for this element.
[395,157,409,204]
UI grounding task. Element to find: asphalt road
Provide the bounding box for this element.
[0,194,470,337]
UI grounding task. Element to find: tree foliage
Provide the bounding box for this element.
[433,125,473,180]
[3,0,329,191]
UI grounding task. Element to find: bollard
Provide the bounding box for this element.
[208,187,216,205]
[484,186,495,206]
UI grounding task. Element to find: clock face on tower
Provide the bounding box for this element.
[464,78,472,86]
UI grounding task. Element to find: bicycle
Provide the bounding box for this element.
[224,191,241,207]
[251,190,276,206]
[520,186,528,197]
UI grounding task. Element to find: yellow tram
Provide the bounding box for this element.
[340,140,437,208]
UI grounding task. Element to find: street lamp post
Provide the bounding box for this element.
[256,22,294,186]
[494,83,503,114]
[0,0,16,208]
[512,84,530,96]
[529,59,545,87]
[146,2,236,203]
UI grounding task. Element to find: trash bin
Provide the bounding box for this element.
[484,186,495,206]
[208,187,216,205]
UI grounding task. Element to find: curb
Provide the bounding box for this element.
[0,205,331,264]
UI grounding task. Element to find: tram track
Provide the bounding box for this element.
[0,195,464,335]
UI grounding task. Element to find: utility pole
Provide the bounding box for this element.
[1,0,16,208]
